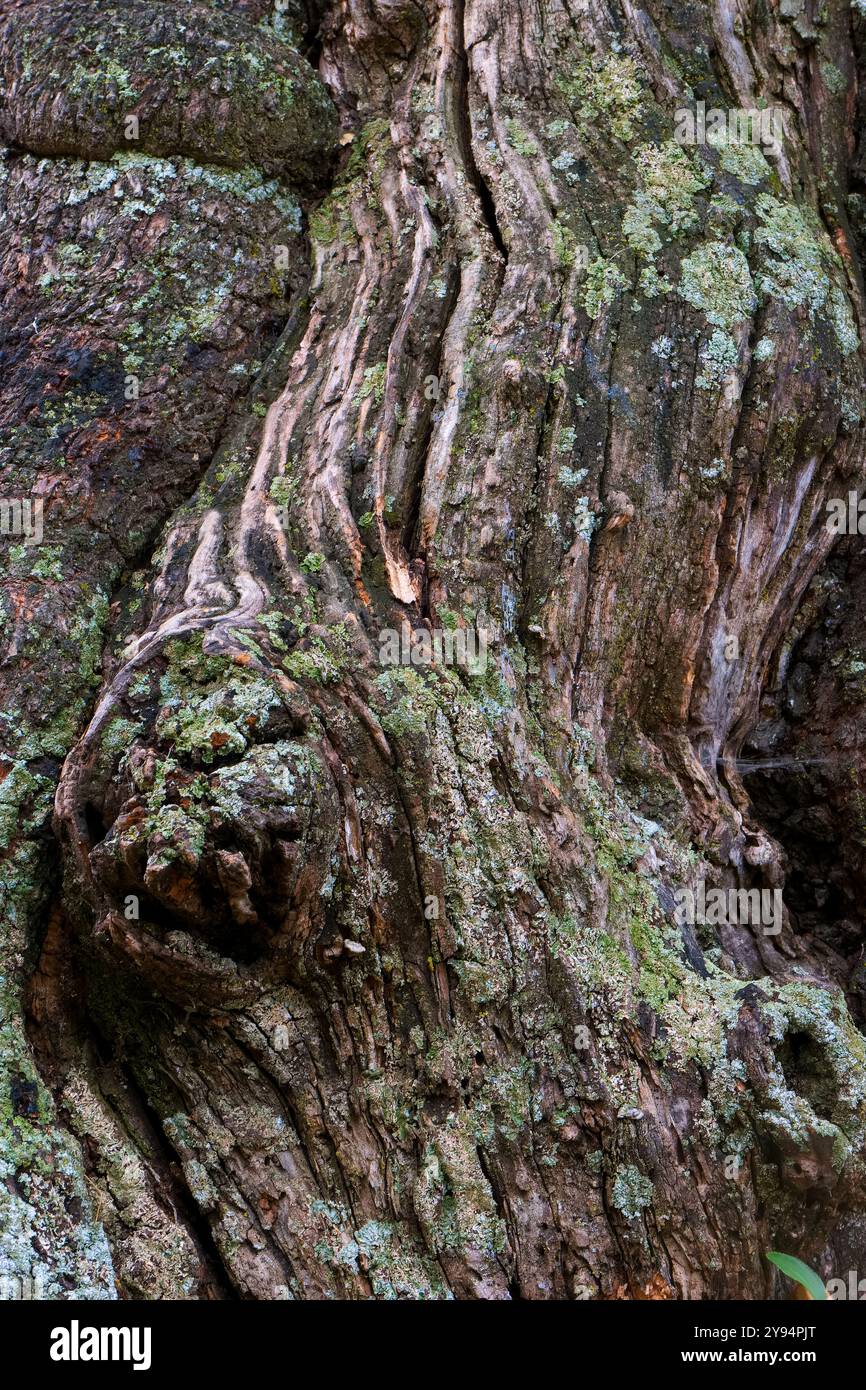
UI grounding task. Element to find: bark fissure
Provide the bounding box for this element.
[4,0,866,1303]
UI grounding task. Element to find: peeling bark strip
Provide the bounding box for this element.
[2,0,866,1301]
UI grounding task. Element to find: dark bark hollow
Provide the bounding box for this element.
[3,0,866,1299]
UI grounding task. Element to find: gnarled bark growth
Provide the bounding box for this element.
[2,0,866,1300]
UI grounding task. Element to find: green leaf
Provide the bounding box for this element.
[766,1251,827,1300]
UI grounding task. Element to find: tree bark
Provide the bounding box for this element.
[3,0,866,1300]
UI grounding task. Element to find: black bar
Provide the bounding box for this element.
[0,1296,857,1377]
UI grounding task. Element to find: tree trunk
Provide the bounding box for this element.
[3,0,866,1301]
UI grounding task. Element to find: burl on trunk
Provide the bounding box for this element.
[2,0,866,1300]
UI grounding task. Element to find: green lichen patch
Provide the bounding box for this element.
[0,761,54,851]
[582,257,628,319]
[559,54,646,143]
[611,1163,653,1219]
[282,621,352,685]
[678,241,756,329]
[353,362,387,407]
[695,329,740,389]
[623,142,710,260]
[155,635,281,764]
[315,1212,453,1300]
[753,194,859,354]
[373,666,440,740]
[505,118,539,158]
[715,140,773,186]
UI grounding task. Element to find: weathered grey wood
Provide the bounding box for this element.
[1,0,865,1300]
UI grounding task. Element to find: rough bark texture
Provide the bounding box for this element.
[3,0,866,1300]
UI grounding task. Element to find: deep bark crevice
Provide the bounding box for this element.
[4,0,866,1302]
